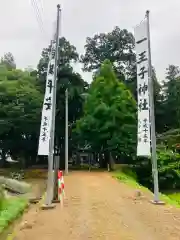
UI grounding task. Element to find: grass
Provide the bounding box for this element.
[165,192,180,204]
[0,197,28,234]
[113,168,180,208]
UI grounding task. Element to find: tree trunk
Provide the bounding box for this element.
[100,152,108,169]
[76,152,81,167]
[109,152,115,171]
[0,149,7,168]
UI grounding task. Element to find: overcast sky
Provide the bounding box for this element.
[0,0,179,82]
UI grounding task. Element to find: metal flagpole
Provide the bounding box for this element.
[65,88,69,175]
[52,5,61,202]
[146,10,163,204]
[43,4,61,208]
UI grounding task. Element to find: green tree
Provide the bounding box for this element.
[163,65,180,130]
[0,66,43,167]
[81,27,136,95]
[166,65,180,81]
[37,37,88,168]
[1,52,16,70]
[155,64,180,133]
[152,67,164,133]
[76,60,136,169]
[38,37,79,87]
[81,27,135,77]
[81,27,163,104]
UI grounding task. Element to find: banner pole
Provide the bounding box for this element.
[43,4,61,208]
[146,10,161,203]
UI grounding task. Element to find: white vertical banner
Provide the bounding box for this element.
[134,19,151,157]
[38,40,56,155]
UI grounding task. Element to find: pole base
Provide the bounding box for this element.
[149,200,165,205]
[41,203,56,210]
[29,197,42,204]
[52,199,60,203]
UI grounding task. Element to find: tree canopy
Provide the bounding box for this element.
[37,37,88,168]
[81,27,135,80]
[76,60,136,167]
[1,52,16,71]
[0,64,43,166]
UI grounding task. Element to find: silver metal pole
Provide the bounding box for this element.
[146,10,159,202]
[65,88,69,175]
[45,4,61,206]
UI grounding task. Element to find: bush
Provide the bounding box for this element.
[134,149,180,191]
[158,150,180,189]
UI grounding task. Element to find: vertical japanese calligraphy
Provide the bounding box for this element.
[38,40,56,155]
[134,20,151,157]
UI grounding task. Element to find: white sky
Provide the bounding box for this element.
[0,0,180,82]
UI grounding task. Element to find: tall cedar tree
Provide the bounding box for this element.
[76,60,137,167]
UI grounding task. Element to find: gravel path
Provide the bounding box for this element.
[15,172,180,240]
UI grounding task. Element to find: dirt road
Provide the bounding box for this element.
[15,172,180,240]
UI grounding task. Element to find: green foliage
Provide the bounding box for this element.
[81,27,135,78]
[135,64,180,192]
[38,37,79,86]
[37,37,88,168]
[76,60,136,157]
[0,39,88,169]
[81,27,137,96]
[158,150,180,189]
[163,78,180,130]
[134,149,180,190]
[0,198,28,233]
[0,65,43,166]
[1,52,16,71]
[157,128,180,149]
[155,65,180,133]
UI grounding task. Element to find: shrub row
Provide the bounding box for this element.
[133,149,180,191]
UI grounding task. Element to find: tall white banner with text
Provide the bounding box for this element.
[134,19,151,157]
[38,40,56,155]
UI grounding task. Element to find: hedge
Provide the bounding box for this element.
[133,149,180,190]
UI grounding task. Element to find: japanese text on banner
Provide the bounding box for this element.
[38,40,56,155]
[134,20,151,157]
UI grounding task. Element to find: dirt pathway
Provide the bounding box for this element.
[15,172,180,240]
